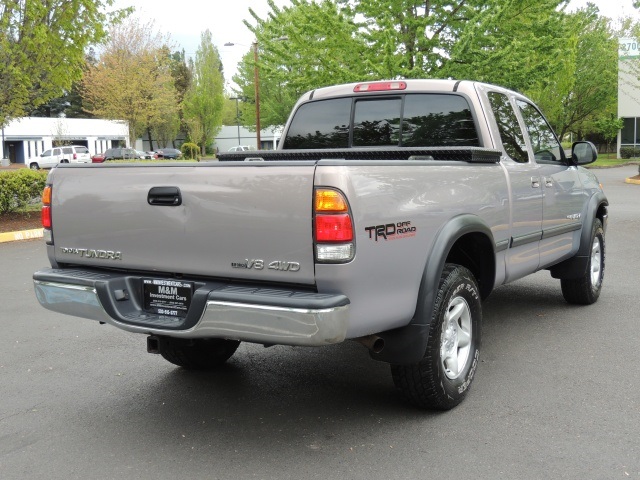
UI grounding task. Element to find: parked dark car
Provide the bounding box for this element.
[156,148,183,159]
[103,148,138,161]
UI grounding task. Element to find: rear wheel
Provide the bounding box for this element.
[561,218,605,305]
[391,264,482,410]
[30,162,39,170]
[158,337,240,370]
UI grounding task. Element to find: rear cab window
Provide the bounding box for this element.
[282,94,480,149]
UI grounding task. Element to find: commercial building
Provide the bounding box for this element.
[214,125,283,152]
[618,37,640,155]
[1,117,129,165]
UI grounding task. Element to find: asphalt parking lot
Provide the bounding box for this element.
[1,165,638,480]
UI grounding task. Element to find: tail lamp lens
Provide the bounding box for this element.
[316,214,353,242]
[41,186,52,233]
[41,206,52,229]
[314,188,354,262]
[42,186,52,205]
[315,190,348,212]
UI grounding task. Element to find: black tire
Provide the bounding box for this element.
[561,218,605,305]
[30,162,39,170]
[158,337,240,370]
[391,264,482,410]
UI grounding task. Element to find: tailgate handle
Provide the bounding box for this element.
[148,186,182,206]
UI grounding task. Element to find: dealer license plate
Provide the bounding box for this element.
[143,278,193,317]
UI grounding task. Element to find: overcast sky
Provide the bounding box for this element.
[112,0,638,91]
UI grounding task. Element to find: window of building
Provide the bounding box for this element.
[621,117,640,147]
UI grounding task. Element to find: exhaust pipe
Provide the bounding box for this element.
[355,335,385,354]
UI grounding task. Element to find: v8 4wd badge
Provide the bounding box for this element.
[231,259,300,272]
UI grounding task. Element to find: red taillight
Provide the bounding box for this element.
[316,214,353,242]
[41,186,52,229]
[354,81,407,92]
[73,153,77,160]
[41,206,52,229]
[314,188,354,263]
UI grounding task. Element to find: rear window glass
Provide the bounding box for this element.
[353,98,401,146]
[402,95,479,147]
[283,98,350,149]
[76,147,89,153]
[283,94,479,149]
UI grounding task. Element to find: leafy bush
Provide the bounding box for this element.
[0,169,48,214]
[181,142,199,160]
[620,147,640,159]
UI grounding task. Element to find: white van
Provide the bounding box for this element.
[29,145,91,170]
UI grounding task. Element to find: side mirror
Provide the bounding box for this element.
[571,141,597,165]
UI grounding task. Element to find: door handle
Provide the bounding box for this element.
[147,186,182,206]
[544,177,554,188]
[531,177,540,188]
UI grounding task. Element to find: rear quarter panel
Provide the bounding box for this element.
[314,161,509,338]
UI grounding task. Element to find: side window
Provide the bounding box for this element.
[283,98,351,149]
[62,147,73,154]
[42,149,51,157]
[516,100,563,164]
[53,148,61,156]
[487,92,528,163]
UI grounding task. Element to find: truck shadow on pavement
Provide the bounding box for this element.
[68,274,586,460]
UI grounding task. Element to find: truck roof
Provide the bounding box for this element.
[305,79,469,101]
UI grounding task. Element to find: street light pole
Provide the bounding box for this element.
[225,37,288,152]
[253,41,261,151]
[229,97,241,146]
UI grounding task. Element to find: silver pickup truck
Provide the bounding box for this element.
[33,80,608,410]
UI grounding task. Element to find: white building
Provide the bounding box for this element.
[1,117,129,165]
[214,125,283,152]
[618,38,640,155]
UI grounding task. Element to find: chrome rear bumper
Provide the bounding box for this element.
[33,268,349,346]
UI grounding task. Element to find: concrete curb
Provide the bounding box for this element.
[0,228,44,244]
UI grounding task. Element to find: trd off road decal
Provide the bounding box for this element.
[365,220,417,241]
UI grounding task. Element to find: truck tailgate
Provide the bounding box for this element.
[49,164,317,285]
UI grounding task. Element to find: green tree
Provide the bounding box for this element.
[182,30,225,155]
[527,5,618,140]
[595,115,624,151]
[0,0,129,127]
[236,0,573,130]
[441,0,571,93]
[30,80,95,119]
[222,97,242,126]
[233,0,367,129]
[167,49,192,147]
[81,18,179,146]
